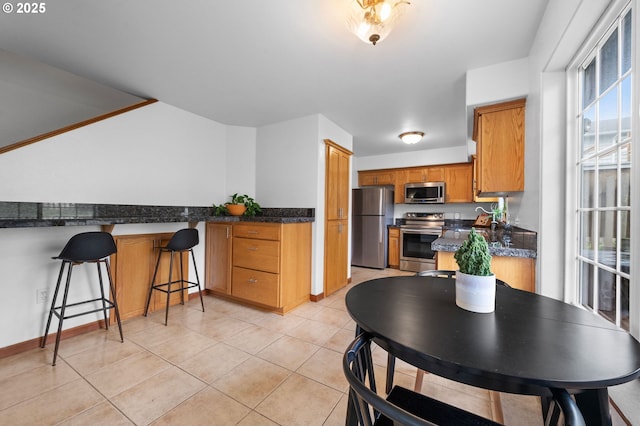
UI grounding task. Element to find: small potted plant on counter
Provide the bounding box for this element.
[213,193,262,217]
[453,227,496,313]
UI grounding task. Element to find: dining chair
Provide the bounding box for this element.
[345,333,585,426]
[345,332,501,425]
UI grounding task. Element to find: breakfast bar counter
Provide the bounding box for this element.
[0,202,314,228]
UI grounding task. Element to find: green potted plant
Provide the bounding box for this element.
[453,228,496,313]
[213,193,262,217]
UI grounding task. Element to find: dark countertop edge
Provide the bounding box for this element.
[432,239,537,259]
[0,216,315,229]
[0,203,315,228]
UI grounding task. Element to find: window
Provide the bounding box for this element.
[575,6,632,330]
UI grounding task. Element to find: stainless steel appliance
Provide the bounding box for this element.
[400,212,444,272]
[352,186,394,269]
[404,182,445,204]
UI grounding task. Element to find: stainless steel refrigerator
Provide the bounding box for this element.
[351,186,394,269]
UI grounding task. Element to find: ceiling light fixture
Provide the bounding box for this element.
[399,131,424,144]
[348,0,410,46]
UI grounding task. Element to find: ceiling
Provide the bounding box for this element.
[0,0,549,157]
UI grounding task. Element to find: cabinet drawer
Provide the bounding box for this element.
[232,267,279,307]
[233,223,280,240]
[233,238,280,273]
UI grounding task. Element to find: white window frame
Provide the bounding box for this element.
[565,0,640,338]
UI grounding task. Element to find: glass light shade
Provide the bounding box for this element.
[347,0,408,45]
[399,131,424,144]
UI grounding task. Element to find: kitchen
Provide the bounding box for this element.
[1,0,639,423]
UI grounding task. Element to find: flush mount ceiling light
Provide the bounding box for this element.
[399,131,424,144]
[347,0,410,46]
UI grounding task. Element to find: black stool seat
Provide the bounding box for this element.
[144,228,204,325]
[41,232,123,366]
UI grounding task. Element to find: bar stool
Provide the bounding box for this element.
[144,228,204,325]
[41,231,123,366]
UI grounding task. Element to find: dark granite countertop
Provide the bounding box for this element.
[433,227,537,259]
[0,202,314,228]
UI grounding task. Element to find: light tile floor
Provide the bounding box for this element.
[0,267,621,425]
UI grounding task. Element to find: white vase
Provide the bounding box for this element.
[455,271,496,313]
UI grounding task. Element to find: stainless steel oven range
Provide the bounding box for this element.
[399,212,444,272]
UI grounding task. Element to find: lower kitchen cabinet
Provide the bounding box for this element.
[325,219,348,297]
[436,251,535,293]
[205,222,232,294]
[388,227,400,268]
[206,221,312,314]
[111,233,188,322]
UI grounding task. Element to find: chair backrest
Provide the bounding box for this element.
[343,333,436,426]
[56,232,117,262]
[344,333,585,426]
[417,270,511,287]
[165,228,199,251]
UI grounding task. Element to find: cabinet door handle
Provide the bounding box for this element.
[247,278,257,283]
[247,230,259,234]
[226,227,230,239]
[248,246,258,251]
[338,223,343,233]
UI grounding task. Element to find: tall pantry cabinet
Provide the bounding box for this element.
[324,139,352,297]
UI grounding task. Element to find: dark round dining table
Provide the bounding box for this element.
[345,275,640,424]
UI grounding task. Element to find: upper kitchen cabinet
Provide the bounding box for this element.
[358,169,404,204]
[326,141,351,221]
[405,166,445,183]
[443,163,473,203]
[358,169,395,186]
[473,98,526,194]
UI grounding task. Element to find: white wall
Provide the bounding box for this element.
[0,102,227,205]
[225,125,257,201]
[354,145,468,174]
[0,102,239,348]
[465,58,530,107]
[255,114,353,296]
[524,0,611,298]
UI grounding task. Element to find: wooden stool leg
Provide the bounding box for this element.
[489,391,504,424]
[414,369,426,392]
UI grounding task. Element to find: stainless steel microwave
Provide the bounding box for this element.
[404,181,445,204]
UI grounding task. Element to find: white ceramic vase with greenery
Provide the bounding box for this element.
[453,228,496,313]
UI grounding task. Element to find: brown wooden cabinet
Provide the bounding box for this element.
[326,142,350,221]
[111,233,187,322]
[443,163,473,203]
[388,227,400,268]
[473,98,526,194]
[358,169,395,186]
[436,251,534,293]
[359,169,404,204]
[205,222,232,294]
[359,163,474,204]
[325,219,349,296]
[472,155,498,203]
[405,166,445,183]
[206,222,311,314]
[325,140,352,296]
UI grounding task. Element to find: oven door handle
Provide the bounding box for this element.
[401,228,442,235]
